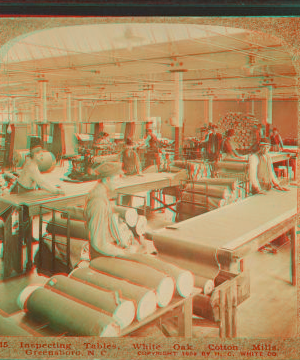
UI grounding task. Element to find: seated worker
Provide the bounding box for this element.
[142,128,161,171]
[249,139,289,194]
[120,137,141,176]
[270,127,284,152]
[221,128,242,159]
[13,145,64,195]
[84,162,149,259]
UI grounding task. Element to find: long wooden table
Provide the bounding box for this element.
[148,187,298,285]
[0,172,185,276]
[1,172,184,217]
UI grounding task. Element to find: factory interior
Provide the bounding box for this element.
[0,18,298,339]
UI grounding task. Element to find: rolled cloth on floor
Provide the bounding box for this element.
[184,183,230,199]
[130,215,148,237]
[61,206,85,221]
[159,254,215,295]
[123,254,194,298]
[90,257,175,307]
[18,285,120,337]
[43,234,89,268]
[46,218,89,240]
[45,275,136,329]
[0,314,33,336]
[69,267,157,321]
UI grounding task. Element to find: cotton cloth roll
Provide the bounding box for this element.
[159,254,217,295]
[113,205,138,227]
[69,267,157,321]
[130,215,148,237]
[185,183,230,199]
[18,285,119,337]
[194,177,239,190]
[181,192,226,208]
[46,218,88,240]
[90,257,175,307]
[124,254,194,298]
[45,274,136,329]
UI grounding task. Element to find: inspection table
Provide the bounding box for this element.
[149,187,298,285]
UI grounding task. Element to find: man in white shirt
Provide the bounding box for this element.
[15,145,64,195]
[249,140,289,194]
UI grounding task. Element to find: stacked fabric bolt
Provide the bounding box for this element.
[17,256,195,335]
[178,178,244,220]
[218,111,259,151]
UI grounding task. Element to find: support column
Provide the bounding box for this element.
[263,86,273,136]
[173,70,184,160]
[39,80,48,123]
[251,100,255,114]
[143,87,151,121]
[64,91,72,122]
[78,101,82,123]
[12,97,17,122]
[128,98,133,122]
[133,96,138,122]
[208,96,213,124]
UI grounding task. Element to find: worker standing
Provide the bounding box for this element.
[142,128,161,171]
[270,127,284,152]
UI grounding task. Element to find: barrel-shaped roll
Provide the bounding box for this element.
[194,275,215,295]
[18,285,119,337]
[158,254,217,296]
[0,314,32,336]
[185,184,230,199]
[45,275,136,329]
[61,207,85,221]
[193,294,215,321]
[113,205,138,227]
[124,254,194,298]
[69,267,157,321]
[90,257,175,307]
[46,218,88,240]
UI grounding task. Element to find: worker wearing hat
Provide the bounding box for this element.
[270,127,284,152]
[85,162,144,259]
[120,137,141,176]
[249,139,289,194]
